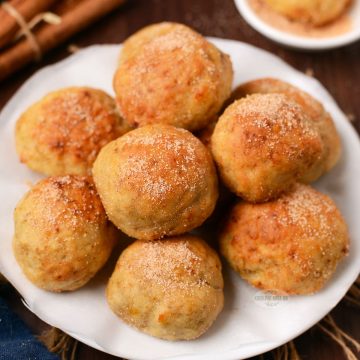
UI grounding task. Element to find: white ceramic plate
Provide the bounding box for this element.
[0,39,359,360]
[234,0,360,50]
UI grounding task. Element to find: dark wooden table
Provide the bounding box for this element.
[1,0,359,359]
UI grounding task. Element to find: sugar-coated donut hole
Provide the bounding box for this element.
[220,183,349,295]
[92,124,219,240]
[113,22,233,131]
[106,235,224,340]
[13,175,117,292]
[211,93,324,202]
[15,87,131,176]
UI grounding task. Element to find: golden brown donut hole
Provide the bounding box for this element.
[13,175,117,292]
[211,93,324,202]
[220,184,349,295]
[264,0,351,26]
[15,87,130,176]
[230,78,341,183]
[113,22,233,131]
[106,235,224,340]
[92,124,219,240]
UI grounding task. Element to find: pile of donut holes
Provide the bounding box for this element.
[13,22,349,341]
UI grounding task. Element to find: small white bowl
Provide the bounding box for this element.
[234,0,360,50]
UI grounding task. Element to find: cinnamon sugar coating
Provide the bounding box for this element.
[220,184,349,295]
[211,93,324,202]
[15,87,131,176]
[118,22,178,64]
[92,124,219,240]
[113,22,233,131]
[106,235,224,340]
[13,175,117,292]
[231,78,341,182]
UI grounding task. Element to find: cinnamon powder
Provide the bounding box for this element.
[248,0,352,38]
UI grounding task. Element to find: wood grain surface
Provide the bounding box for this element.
[1,0,359,359]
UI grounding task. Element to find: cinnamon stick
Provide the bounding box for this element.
[0,0,57,48]
[0,0,126,82]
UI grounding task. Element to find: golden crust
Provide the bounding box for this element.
[211,93,324,202]
[231,78,341,182]
[15,87,131,176]
[264,0,351,26]
[220,184,349,295]
[106,235,224,340]
[93,124,219,240]
[119,22,179,64]
[13,175,117,292]
[113,22,233,131]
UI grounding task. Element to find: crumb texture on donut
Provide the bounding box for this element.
[93,124,218,240]
[114,22,233,131]
[107,235,224,340]
[13,175,117,292]
[220,184,349,295]
[231,78,341,182]
[15,87,130,176]
[211,93,324,202]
